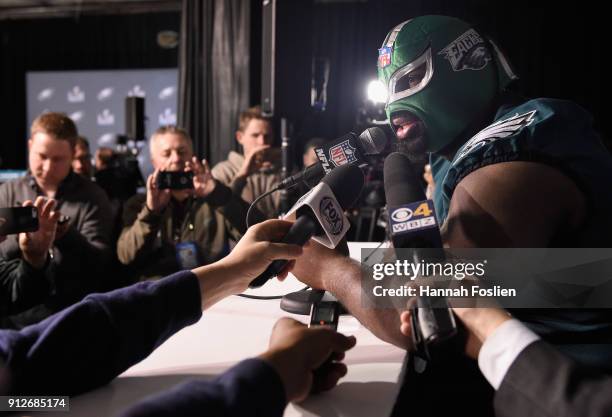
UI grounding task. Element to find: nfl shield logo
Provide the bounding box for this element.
[378,47,392,68]
[329,140,357,167]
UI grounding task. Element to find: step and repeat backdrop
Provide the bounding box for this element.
[26,68,178,178]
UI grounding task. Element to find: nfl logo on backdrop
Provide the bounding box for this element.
[329,140,357,167]
[378,47,392,68]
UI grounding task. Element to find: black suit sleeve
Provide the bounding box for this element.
[117,358,286,417]
[0,271,202,396]
[495,340,612,417]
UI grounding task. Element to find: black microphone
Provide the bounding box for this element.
[280,118,292,180]
[279,118,292,214]
[249,163,365,288]
[277,127,387,190]
[383,152,458,352]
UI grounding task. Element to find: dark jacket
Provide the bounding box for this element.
[495,340,612,417]
[0,172,113,328]
[117,181,263,281]
[0,271,287,417]
[0,258,54,318]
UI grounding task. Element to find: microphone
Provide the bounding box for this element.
[383,152,458,353]
[249,163,365,288]
[279,118,292,214]
[277,127,387,190]
[280,118,292,180]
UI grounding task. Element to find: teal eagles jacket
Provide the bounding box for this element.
[431,97,612,370]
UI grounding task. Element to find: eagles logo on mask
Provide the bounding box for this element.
[378,15,518,153]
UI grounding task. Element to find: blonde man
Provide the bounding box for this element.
[213,106,281,219]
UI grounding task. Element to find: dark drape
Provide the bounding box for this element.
[179,0,250,165]
[179,0,214,161]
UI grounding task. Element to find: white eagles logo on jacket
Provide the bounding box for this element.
[456,110,537,161]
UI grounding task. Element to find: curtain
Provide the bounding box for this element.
[211,0,250,164]
[178,0,250,165]
[178,0,214,160]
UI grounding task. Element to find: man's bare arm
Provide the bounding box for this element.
[293,161,585,349]
[290,243,412,349]
[442,161,586,247]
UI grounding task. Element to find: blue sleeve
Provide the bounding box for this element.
[0,270,202,395]
[118,358,287,417]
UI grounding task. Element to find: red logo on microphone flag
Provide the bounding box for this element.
[329,140,357,167]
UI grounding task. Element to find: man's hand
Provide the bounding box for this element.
[218,219,304,284]
[236,144,272,179]
[192,219,305,310]
[399,293,511,359]
[260,318,356,403]
[187,156,216,198]
[146,169,172,214]
[19,197,60,269]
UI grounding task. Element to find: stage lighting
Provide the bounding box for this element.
[366,80,387,104]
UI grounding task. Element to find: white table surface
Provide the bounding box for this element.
[35,242,405,417]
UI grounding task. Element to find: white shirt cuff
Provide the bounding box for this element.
[477,318,540,390]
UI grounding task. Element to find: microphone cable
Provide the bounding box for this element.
[246,186,280,228]
[241,184,308,299]
[235,286,310,301]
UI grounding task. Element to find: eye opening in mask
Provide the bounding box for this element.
[387,47,433,105]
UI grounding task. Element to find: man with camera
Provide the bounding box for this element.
[213,105,281,219]
[118,126,260,281]
[0,112,113,328]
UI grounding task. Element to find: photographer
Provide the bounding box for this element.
[1,197,59,319]
[0,112,113,328]
[118,126,263,281]
[212,105,281,219]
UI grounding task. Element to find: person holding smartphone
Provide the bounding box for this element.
[118,126,263,281]
[0,113,114,329]
[213,105,282,219]
[1,197,60,320]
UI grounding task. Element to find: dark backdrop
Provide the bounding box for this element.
[0,12,179,169]
[1,1,610,168]
[255,0,610,156]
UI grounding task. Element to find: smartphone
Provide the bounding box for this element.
[156,171,194,190]
[0,206,39,235]
[263,147,281,163]
[309,301,340,330]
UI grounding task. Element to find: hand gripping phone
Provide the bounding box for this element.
[0,207,39,235]
[157,171,194,190]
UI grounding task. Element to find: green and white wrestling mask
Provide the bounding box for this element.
[377,15,517,153]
